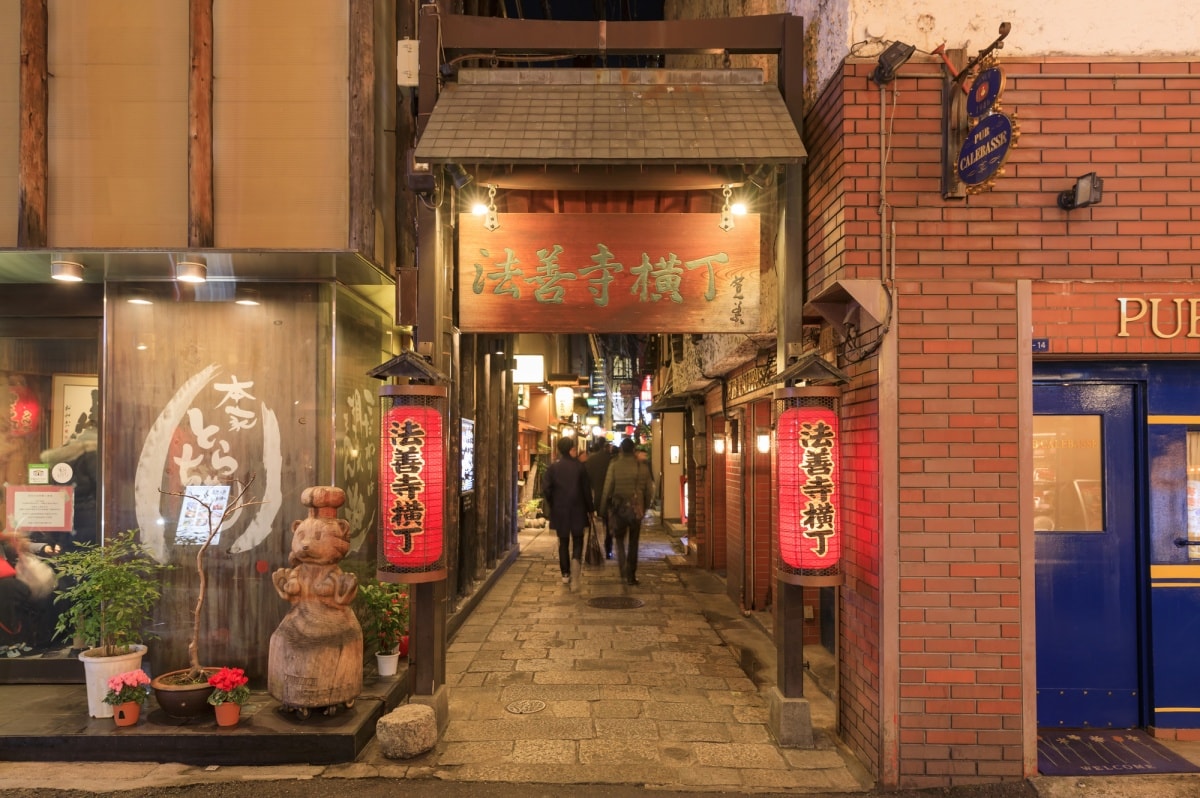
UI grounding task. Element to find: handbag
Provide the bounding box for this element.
[16,552,56,600]
[584,517,604,566]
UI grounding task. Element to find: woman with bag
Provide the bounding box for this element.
[599,437,655,586]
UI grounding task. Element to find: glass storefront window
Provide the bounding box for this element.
[1187,432,1200,559]
[1,320,102,660]
[1033,415,1103,533]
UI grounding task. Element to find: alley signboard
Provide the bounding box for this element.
[458,213,760,333]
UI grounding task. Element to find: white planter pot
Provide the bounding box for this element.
[376,651,400,677]
[79,644,147,719]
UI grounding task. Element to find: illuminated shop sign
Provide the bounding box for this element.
[457,213,760,333]
[378,386,447,583]
[775,387,843,586]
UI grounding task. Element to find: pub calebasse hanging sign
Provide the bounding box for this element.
[457,213,760,334]
[956,56,1020,193]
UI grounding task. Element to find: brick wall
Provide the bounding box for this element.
[805,64,886,777]
[816,56,1200,788]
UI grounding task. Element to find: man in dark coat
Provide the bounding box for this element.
[542,435,594,590]
[583,438,614,559]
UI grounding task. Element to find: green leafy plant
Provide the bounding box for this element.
[53,529,171,657]
[355,580,409,655]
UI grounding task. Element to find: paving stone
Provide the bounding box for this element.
[590,698,644,718]
[502,683,601,701]
[437,740,514,764]
[693,742,789,769]
[594,717,660,739]
[509,738,577,763]
[656,720,735,742]
[643,701,737,723]
[579,736,662,764]
[442,716,595,742]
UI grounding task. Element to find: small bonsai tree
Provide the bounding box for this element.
[54,529,170,657]
[159,476,261,683]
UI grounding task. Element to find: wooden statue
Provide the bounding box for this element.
[268,486,363,717]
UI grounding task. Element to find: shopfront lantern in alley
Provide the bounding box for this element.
[554,386,575,419]
[378,385,448,583]
[7,379,40,437]
[774,387,843,586]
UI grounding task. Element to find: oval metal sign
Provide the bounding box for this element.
[957,112,1014,188]
[966,66,1005,118]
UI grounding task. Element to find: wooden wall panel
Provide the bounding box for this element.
[104,283,328,679]
[213,0,347,249]
[47,0,188,247]
[0,0,18,246]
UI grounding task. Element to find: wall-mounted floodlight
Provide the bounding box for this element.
[870,41,915,85]
[1058,173,1104,211]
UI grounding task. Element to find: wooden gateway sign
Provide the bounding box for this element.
[457,213,760,333]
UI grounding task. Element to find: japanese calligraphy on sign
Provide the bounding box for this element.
[777,403,842,579]
[134,363,283,562]
[379,403,445,571]
[458,213,760,333]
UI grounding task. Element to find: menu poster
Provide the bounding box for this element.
[175,485,231,545]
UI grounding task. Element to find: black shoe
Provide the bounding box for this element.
[627,577,639,586]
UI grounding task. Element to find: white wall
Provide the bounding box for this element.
[791,0,1200,94]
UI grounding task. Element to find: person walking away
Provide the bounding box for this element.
[542,436,593,591]
[600,437,655,586]
[583,438,614,559]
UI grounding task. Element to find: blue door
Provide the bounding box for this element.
[1035,382,1141,728]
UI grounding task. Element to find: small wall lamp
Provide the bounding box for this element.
[713,437,726,455]
[50,258,85,282]
[446,163,473,190]
[756,428,772,454]
[176,259,207,283]
[1058,172,1104,211]
[870,41,916,85]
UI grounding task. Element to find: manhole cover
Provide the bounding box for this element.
[506,699,546,714]
[587,596,645,609]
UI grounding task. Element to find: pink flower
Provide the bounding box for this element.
[103,669,151,705]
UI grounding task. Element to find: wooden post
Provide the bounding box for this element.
[348,0,375,256]
[17,0,48,248]
[188,0,214,248]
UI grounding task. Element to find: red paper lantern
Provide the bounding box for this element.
[775,387,842,586]
[7,381,40,437]
[378,385,447,583]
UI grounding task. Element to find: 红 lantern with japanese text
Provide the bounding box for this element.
[378,385,447,583]
[774,387,842,586]
[7,377,40,437]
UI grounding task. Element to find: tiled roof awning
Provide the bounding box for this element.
[415,69,806,166]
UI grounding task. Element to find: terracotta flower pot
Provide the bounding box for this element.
[213,702,241,727]
[112,701,141,727]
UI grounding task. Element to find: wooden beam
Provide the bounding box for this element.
[18,0,48,248]
[439,13,790,55]
[348,0,375,256]
[188,0,214,248]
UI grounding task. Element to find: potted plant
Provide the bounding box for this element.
[103,668,151,727]
[355,579,409,677]
[53,529,169,718]
[206,666,251,726]
[151,477,261,717]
